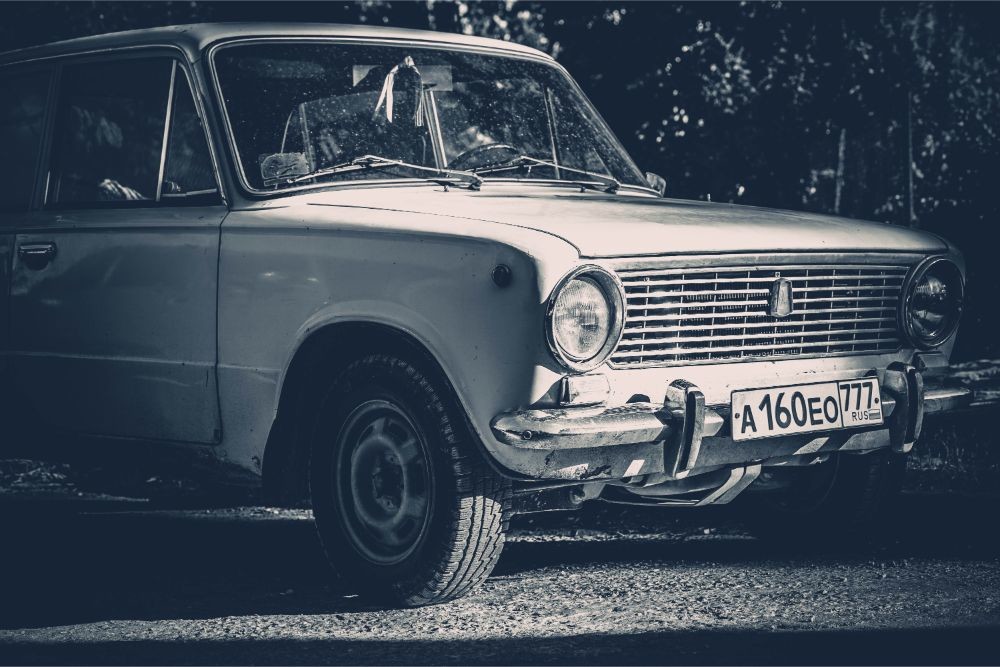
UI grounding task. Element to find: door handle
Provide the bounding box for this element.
[18,242,58,270]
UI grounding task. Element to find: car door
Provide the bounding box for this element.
[9,54,227,444]
[0,65,51,425]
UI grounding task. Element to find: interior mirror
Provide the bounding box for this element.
[645,171,667,196]
[260,152,310,186]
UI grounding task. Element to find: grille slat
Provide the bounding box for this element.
[624,315,894,334]
[624,287,770,298]
[619,327,897,345]
[622,285,901,298]
[612,337,898,359]
[611,261,909,367]
[625,295,899,312]
[627,298,772,312]
[617,264,908,278]
[627,305,898,323]
[794,295,900,305]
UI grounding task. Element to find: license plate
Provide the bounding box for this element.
[731,378,883,442]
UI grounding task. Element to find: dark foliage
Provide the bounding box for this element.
[2,1,997,359]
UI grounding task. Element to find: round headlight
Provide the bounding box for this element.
[902,257,964,348]
[546,266,625,371]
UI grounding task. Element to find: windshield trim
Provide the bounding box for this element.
[207,36,653,199]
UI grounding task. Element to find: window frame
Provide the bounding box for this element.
[0,62,57,214]
[36,48,225,211]
[159,60,227,204]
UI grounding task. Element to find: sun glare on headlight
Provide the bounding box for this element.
[553,277,612,360]
[546,267,625,371]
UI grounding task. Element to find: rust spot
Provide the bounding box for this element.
[580,464,612,480]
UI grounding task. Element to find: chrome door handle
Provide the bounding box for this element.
[18,242,57,270]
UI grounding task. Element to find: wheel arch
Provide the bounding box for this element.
[261,319,471,506]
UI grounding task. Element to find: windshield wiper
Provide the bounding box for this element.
[288,154,483,190]
[472,155,621,193]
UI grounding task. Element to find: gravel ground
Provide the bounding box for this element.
[0,492,998,665]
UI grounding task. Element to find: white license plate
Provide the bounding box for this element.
[731,378,883,442]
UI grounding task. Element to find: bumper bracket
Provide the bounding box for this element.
[883,362,925,454]
[663,380,709,479]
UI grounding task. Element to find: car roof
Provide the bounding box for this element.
[0,22,553,67]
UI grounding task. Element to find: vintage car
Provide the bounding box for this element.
[0,23,971,606]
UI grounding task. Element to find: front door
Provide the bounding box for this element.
[9,55,227,444]
[0,65,51,440]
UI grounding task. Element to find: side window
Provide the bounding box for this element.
[0,69,50,212]
[49,58,172,205]
[162,70,220,202]
[47,58,219,207]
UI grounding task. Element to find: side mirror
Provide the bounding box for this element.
[260,152,310,186]
[645,171,666,196]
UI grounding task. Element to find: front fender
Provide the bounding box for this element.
[215,203,581,477]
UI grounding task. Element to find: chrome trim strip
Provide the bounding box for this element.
[622,285,904,298]
[624,295,901,312]
[606,252,927,270]
[612,337,900,359]
[490,402,673,450]
[619,328,898,346]
[618,263,912,275]
[627,306,898,322]
[0,42,191,69]
[622,316,895,334]
[155,61,178,202]
[923,386,973,414]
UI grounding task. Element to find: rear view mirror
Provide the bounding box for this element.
[260,152,309,186]
[645,171,666,196]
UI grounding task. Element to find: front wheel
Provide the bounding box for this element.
[310,353,510,606]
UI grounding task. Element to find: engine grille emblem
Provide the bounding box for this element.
[768,277,794,318]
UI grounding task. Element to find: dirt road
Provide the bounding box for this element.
[1,491,998,665]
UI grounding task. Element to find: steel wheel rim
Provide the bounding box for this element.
[334,399,433,565]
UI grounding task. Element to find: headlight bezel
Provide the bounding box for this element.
[900,255,964,349]
[545,265,626,372]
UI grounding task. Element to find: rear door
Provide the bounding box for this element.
[9,54,228,444]
[0,66,51,419]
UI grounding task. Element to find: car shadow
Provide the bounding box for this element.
[496,492,1000,575]
[1,626,998,665]
[0,493,997,631]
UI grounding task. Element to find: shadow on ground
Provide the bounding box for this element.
[2,626,998,665]
[0,493,997,630]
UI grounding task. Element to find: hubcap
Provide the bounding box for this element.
[335,400,432,565]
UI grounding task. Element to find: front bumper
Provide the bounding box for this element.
[491,362,972,480]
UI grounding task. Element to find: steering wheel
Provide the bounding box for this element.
[449,143,520,171]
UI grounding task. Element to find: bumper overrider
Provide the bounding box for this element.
[490,362,972,487]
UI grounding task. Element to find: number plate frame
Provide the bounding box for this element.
[730,378,884,442]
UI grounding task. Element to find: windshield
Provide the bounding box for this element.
[212,42,647,191]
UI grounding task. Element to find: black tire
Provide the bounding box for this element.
[309,353,511,606]
[745,449,907,545]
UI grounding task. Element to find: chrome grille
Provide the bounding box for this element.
[611,263,910,367]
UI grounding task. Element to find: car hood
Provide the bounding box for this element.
[298,186,948,257]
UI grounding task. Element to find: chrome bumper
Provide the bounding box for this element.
[491,363,973,474]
